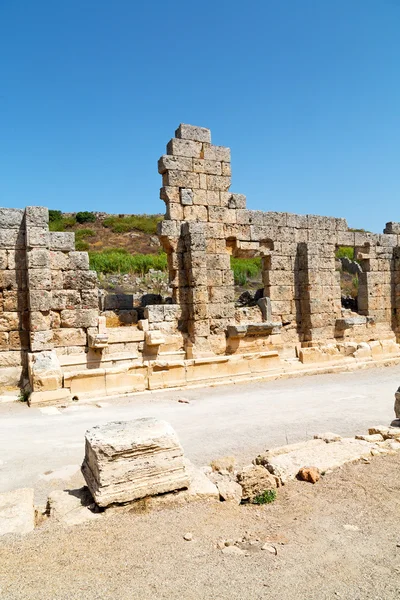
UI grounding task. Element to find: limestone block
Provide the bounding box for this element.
[68,251,89,270]
[53,328,87,347]
[0,229,25,248]
[49,232,75,251]
[28,268,52,290]
[0,208,25,229]
[145,330,165,346]
[0,332,8,349]
[51,290,81,310]
[0,351,24,367]
[25,206,49,227]
[63,270,98,289]
[9,331,29,350]
[106,328,144,343]
[158,155,193,174]
[0,250,7,269]
[29,349,62,391]
[175,123,211,143]
[81,289,99,309]
[179,187,193,206]
[29,330,54,351]
[192,159,222,175]
[60,309,98,328]
[203,145,231,162]
[28,388,71,407]
[26,227,49,248]
[183,205,207,221]
[0,312,20,332]
[166,203,184,220]
[167,138,202,158]
[0,488,35,536]
[206,175,231,191]
[160,186,180,203]
[28,290,52,311]
[81,418,190,507]
[30,311,52,332]
[214,477,242,504]
[2,291,27,311]
[221,162,231,176]
[163,170,200,189]
[26,248,50,269]
[208,206,236,224]
[49,250,69,270]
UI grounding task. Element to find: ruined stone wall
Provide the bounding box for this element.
[158,124,400,358]
[2,123,400,403]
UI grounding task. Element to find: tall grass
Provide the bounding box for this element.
[49,216,76,232]
[89,248,168,275]
[102,214,163,235]
[230,257,262,286]
[335,246,354,260]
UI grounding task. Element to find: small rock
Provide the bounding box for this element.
[297,467,320,483]
[261,543,277,554]
[183,532,193,541]
[222,545,245,556]
[210,456,236,473]
[314,432,342,443]
[216,479,242,504]
[396,542,400,548]
[178,398,190,404]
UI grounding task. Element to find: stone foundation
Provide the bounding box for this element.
[2,123,400,403]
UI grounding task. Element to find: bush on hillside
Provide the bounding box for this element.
[102,214,162,235]
[76,211,96,224]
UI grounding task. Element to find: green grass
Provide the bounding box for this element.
[49,215,76,232]
[335,246,354,260]
[102,214,163,235]
[230,257,262,286]
[75,228,95,240]
[89,248,168,276]
[252,489,277,505]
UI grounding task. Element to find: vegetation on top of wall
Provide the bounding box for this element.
[89,248,168,276]
[230,257,262,286]
[102,214,163,235]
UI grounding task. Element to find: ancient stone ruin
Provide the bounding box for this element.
[2,123,400,403]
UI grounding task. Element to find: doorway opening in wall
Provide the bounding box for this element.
[336,246,362,313]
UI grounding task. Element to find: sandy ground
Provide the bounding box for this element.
[1,364,400,504]
[1,452,400,600]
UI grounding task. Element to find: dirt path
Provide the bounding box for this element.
[1,453,400,600]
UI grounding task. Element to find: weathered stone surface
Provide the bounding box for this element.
[175,123,211,143]
[81,418,190,507]
[262,438,373,483]
[49,232,75,251]
[0,488,35,536]
[47,487,101,526]
[313,432,342,443]
[29,350,62,391]
[237,465,278,502]
[215,478,242,504]
[25,206,48,227]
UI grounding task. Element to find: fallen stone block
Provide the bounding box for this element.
[355,434,384,443]
[81,418,190,507]
[368,426,400,440]
[237,465,278,502]
[261,438,373,483]
[0,488,35,536]
[215,478,242,504]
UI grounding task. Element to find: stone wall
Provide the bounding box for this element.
[2,123,400,403]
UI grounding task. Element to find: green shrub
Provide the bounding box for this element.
[253,489,277,505]
[335,246,354,260]
[49,209,62,222]
[230,257,262,286]
[75,240,90,251]
[48,215,76,232]
[89,250,168,276]
[102,214,163,235]
[76,211,96,224]
[75,228,95,240]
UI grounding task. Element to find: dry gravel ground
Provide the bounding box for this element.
[1,453,400,600]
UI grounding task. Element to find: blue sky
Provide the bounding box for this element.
[1,0,399,233]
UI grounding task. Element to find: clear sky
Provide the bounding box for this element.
[1,0,399,233]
